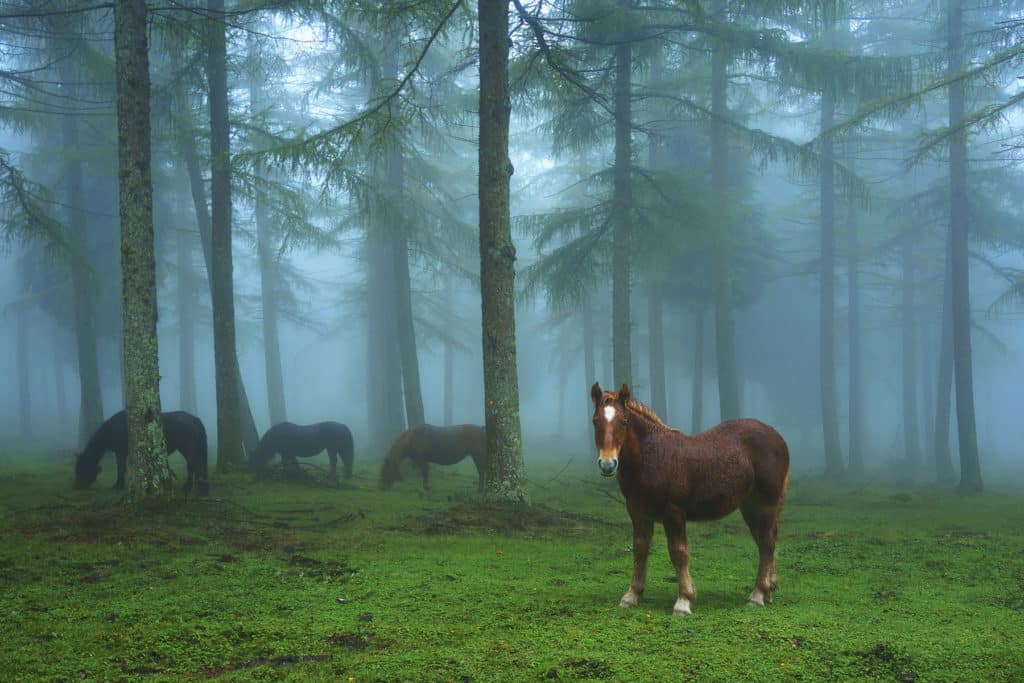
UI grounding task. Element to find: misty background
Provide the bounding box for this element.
[0,1,1022,489]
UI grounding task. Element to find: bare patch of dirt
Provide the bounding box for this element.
[409,502,624,536]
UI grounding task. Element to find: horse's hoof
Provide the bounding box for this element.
[672,597,692,615]
[619,592,639,608]
[747,588,766,606]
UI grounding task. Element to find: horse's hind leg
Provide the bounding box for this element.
[741,499,781,606]
[327,450,338,479]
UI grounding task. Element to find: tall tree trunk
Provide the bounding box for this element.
[365,230,405,451]
[115,0,171,500]
[691,304,705,433]
[947,0,981,493]
[478,0,526,504]
[444,277,455,426]
[819,85,844,479]
[934,236,956,483]
[921,322,935,462]
[173,89,259,454]
[175,207,197,414]
[386,140,425,428]
[710,28,740,422]
[901,233,921,466]
[611,10,632,388]
[583,299,596,437]
[847,203,864,474]
[17,304,31,439]
[249,62,287,426]
[208,0,244,472]
[647,288,666,417]
[61,69,104,446]
[53,331,69,427]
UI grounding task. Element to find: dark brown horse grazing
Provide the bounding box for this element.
[379,424,487,493]
[591,382,790,615]
[74,410,209,496]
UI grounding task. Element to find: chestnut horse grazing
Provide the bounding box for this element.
[379,424,487,493]
[591,382,790,615]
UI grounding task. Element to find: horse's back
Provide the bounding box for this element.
[318,421,353,448]
[161,411,207,456]
[404,423,485,465]
[704,418,789,501]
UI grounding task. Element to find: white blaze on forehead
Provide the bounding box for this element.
[603,406,616,422]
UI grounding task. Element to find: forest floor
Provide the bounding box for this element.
[1,450,1022,682]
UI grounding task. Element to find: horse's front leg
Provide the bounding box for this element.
[327,451,338,480]
[418,458,430,494]
[114,452,127,490]
[620,514,654,608]
[664,511,695,615]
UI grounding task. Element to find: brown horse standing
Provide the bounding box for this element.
[591,382,790,615]
[379,424,487,493]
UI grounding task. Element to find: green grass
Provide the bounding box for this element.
[1,452,1022,682]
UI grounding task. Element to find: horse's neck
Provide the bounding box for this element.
[625,411,671,454]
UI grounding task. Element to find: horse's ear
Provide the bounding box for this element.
[591,382,602,406]
[618,383,631,404]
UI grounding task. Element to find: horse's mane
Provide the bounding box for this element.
[623,397,683,434]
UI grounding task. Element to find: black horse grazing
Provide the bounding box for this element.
[74,410,210,495]
[379,424,487,493]
[250,421,354,480]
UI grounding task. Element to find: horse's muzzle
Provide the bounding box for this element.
[598,457,618,477]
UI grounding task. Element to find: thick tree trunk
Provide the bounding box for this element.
[114,0,171,499]
[17,305,31,438]
[847,204,864,474]
[175,204,197,414]
[611,17,632,388]
[248,64,287,426]
[819,86,844,479]
[61,71,104,446]
[174,92,259,454]
[710,31,740,422]
[900,233,921,466]
[208,0,244,472]
[647,289,666,417]
[691,304,705,433]
[478,0,526,504]
[365,223,406,451]
[934,239,956,483]
[947,0,981,493]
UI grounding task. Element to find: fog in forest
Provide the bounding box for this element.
[1,1,1022,493]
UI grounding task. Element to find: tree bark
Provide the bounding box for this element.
[847,204,864,474]
[478,0,526,504]
[611,11,632,388]
[647,288,666,417]
[248,56,287,426]
[208,0,244,472]
[947,0,981,493]
[710,26,740,422]
[173,88,259,454]
[60,67,104,446]
[114,0,171,500]
[900,233,921,465]
[819,85,844,479]
[692,304,705,433]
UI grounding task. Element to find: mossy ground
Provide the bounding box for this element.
[1,451,1022,682]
